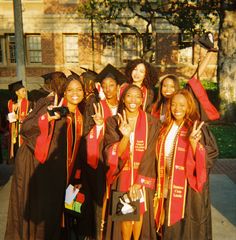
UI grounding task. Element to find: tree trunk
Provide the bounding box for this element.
[218,10,236,122]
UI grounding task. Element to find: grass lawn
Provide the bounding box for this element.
[209,124,236,159]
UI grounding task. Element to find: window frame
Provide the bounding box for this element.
[6,34,16,65]
[26,34,42,65]
[0,36,5,65]
[63,34,79,64]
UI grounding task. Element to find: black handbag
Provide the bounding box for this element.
[110,191,140,221]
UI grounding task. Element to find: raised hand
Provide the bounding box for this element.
[47,94,64,121]
[189,121,204,142]
[118,110,132,137]
[129,184,141,202]
[92,103,104,126]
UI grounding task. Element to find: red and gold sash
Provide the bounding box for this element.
[8,98,29,157]
[34,103,83,182]
[34,114,55,163]
[87,99,113,169]
[155,121,207,230]
[106,110,149,191]
[66,107,83,183]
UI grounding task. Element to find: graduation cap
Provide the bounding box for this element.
[80,67,98,76]
[194,32,217,52]
[41,72,54,84]
[8,80,25,93]
[69,70,81,81]
[41,71,67,84]
[96,64,127,85]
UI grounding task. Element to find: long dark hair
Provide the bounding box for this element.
[125,58,157,88]
[117,84,143,114]
[155,74,180,111]
[48,72,68,100]
[163,89,200,129]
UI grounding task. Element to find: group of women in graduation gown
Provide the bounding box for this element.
[4,74,87,240]
[150,49,219,239]
[4,51,219,240]
[99,54,218,239]
[80,60,158,239]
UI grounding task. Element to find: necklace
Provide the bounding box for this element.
[165,121,184,173]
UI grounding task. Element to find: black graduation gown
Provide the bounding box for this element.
[76,93,106,239]
[160,124,219,240]
[145,87,155,113]
[5,97,68,240]
[103,113,160,240]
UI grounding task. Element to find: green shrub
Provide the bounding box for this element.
[209,124,236,158]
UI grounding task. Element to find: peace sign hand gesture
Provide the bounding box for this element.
[92,103,104,126]
[189,121,204,153]
[118,110,132,138]
[47,94,64,122]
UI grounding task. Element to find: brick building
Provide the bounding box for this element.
[0,0,218,90]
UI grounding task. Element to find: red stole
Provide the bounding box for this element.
[66,108,83,183]
[34,104,83,180]
[106,110,148,191]
[34,115,55,163]
[87,100,113,169]
[155,121,206,230]
[8,98,29,157]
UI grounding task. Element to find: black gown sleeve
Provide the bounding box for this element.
[83,94,99,137]
[145,88,155,113]
[103,115,122,173]
[200,124,219,170]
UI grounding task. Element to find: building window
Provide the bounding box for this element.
[7,35,16,64]
[121,34,138,62]
[26,35,42,64]
[64,35,79,63]
[101,33,116,65]
[0,37,4,64]
[180,32,192,43]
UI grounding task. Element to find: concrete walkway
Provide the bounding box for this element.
[0,159,236,240]
[210,174,236,240]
